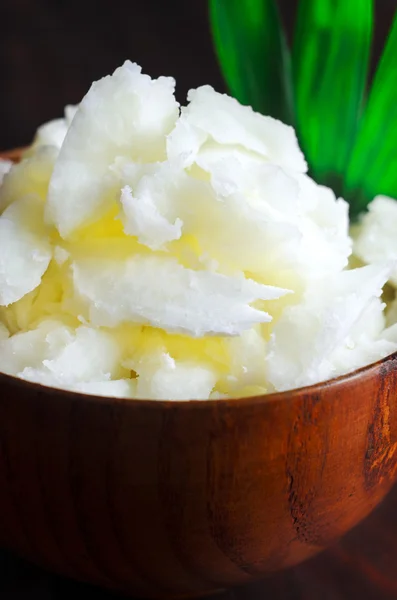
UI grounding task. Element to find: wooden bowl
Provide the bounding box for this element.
[1,149,397,598]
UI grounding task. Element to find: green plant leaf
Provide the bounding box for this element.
[293,0,373,194]
[345,10,397,218]
[209,0,293,124]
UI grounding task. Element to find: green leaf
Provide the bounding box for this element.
[293,0,373,194]
[209,0,293,124]
[345,10,397,218]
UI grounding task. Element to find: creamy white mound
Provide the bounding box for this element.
[1,60,397,400]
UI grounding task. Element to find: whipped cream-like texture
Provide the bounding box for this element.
[0,61,396,399]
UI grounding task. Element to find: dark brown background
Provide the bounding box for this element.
[1,0,397,151]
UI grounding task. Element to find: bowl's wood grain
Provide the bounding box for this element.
[1,149,397,597]
[0,147,25,162]
[1,357,397,598]
[4,481,397,600]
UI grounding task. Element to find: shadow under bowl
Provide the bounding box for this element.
[1,149,397,598]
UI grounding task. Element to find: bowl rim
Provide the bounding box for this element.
[1,351,396,409]
[1,147,396,409]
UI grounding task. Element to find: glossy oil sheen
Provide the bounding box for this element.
[1,149,397,597]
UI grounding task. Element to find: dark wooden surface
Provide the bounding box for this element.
[1,350,397,597]
[1,481,397,600]
[1,349,397,597]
